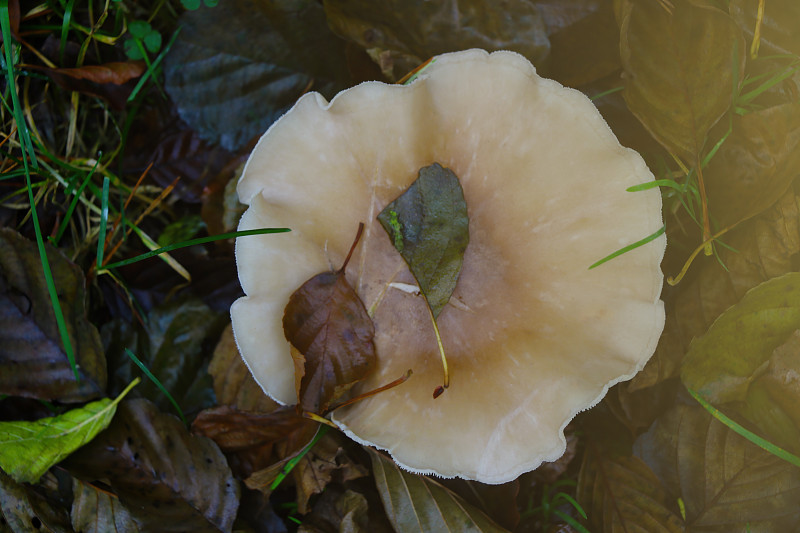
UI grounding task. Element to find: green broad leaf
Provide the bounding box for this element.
[704,101,800,227]
[323,0,550,81]
[0,379,138,484]
[377,163,469,318]
[164,0,350,151]
[681,272,800,404]
[0,228,106,402]
[634,404,800,531]
[576,453,683,533]
[71,477,141,533]
[619,0,745,161]
[368,448,509,533]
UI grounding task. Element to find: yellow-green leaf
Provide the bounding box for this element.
[0,379,138,484]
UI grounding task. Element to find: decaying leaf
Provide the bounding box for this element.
[705,102,800,227]
[65,398,239,532]
[32,61,146,85]
[208,324,278,412]
[0,470,72,533]
[283,226,376,414]
[681,272,800,405]
[0,381,134,484]
[576,451,683,533]
[635,404,800,531]
[730,0,800,57]
[323,0,550,80]
[192,404,316,477]
[377,162,469,318]
[0,228,106,402]
[620,0,745,160]
[164,0,350,150]
[71,477,140,533]
[368,448,509,532]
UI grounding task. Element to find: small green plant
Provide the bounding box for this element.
[521,479,591,533]
[125,20,162,60]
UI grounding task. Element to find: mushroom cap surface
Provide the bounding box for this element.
[232,49,665,484]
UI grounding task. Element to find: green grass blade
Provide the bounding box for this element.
[553,510,592,533]
[270,424,328,491]
[589,225,666,270]
[100,227,291,271]
[52,159,99,245]
[96,176,110,269]
[627,179,684,192]
[590,86,624,100]
[2,2,79,381]
[688,387,800,469]
[128,26,181,103]
[124,348,187,425]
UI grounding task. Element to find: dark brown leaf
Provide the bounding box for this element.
[0,470,72,533]
[0,228,105,402]
[35,61,146,85]
[208,324,278,412]
[192,404,317,477]
[323,0,550,80]
[71,477,141,533]
[705,102,800,227]
[283,230,376,414]
[576,450,683,533]
[635,403,800,531]
[620,0,745,160]
[66,399,239,532]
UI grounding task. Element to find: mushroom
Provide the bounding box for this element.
[231,49,665,484]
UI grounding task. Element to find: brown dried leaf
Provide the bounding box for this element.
[208,324,277,412]
[43,61,146,85]
[192,405,317,477]
[283,230,376,414]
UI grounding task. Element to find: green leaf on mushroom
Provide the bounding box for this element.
[378,162,469,396]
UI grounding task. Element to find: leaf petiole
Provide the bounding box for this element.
[426,304,449,398]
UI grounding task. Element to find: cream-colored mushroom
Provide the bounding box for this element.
[231,49,665,484]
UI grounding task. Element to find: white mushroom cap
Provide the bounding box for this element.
[231,49,665,484]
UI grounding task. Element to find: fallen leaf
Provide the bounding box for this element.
[634,403,800,531]
[293,434,368,514]
[34,61,146,84]
[440,478,520,531]
[705,101,800,227]
[681,272,800,405]
[164,0,350,150]
[0,381,135,484]
[283,227,376,414]
[377,162,469,318]
[207,324,278,412]
[192,405,316,477]
[299,488,371,533]
[323,0,550,80]
[71,477,141,533]
[368,448,509,532]
[0,228,106,402]
[730,0,800,57]
[620,0,745,160]
[65,398,240,532]
[576,451,683,533]
[0,470,72,533]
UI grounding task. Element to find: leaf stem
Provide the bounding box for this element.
[339,222,364,273]
[667,222,738,285]
[426,303,449,397]
[328,369,413,412]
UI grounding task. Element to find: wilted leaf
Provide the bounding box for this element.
[0,381,135,484]
[368,448,509,533]
[293,434,368,514]
[630,188,800,390]
[164,0,350,150]
[634,403,800,531]
[576,452,683,533]
[66,398,239,532]
[35,61,146,84]
[71,477,140,533]
[103,298,221,418]
[377,163,469,318]
[705,102,800,227]
[208,324,277,412]
[283,228,376,414]
[730,0,800,57]
[620,0,745,160]
[192,405,316,477]
[681,272,800,404]
[0,470,71,533]
[0,228,106,402]
[299,488,371,533]
[440,478,520,531]
[323,0,549,80]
